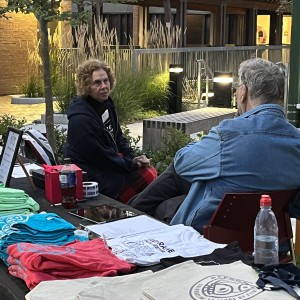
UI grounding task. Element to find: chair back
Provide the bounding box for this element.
[21,130,56,166]
[203,189,299,254]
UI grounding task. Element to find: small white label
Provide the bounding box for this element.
[102,109,109,123]
[59,174,67,184]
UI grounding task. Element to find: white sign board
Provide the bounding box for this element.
[0,127,23,186]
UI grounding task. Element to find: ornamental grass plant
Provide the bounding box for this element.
[111,70,169,124]
[17,39,44,98]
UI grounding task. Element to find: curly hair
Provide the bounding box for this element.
[75,59,116,96]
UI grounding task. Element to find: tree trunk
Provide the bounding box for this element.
[163,0,172,27]
[93,0,102,25]
[39,16,56,153]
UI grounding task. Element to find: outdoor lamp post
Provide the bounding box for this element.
[212,72,233,108]
[168,64,184,114]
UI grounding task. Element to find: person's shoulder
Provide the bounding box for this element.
[216,105,300,138]
[216,104,279,132]
[215,117,239,131]
[67,96,94,116]
[68,95,85,109]
[70,95,89,105]
[214,116,249,139]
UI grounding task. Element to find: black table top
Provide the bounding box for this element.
[0,176,143,300]
[0,177,251,300]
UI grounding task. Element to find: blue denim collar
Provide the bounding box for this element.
[240,104,284,119]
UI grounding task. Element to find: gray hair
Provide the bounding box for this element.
[238,58,285,104]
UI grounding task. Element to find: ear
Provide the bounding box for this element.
[239,84,248,102]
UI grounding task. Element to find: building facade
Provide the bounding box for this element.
[0,0,291,95]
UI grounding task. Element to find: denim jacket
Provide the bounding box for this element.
[170,104,300,232]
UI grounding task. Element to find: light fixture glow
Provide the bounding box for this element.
[212,71,233,107]
[213,77,233,83]
[168,64,183,113]
[169,65,183,73]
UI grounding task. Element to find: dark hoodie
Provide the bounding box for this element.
[64,95,139,199]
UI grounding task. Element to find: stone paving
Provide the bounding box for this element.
[0,95,46,124]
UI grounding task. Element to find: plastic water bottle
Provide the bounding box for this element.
[253,194,279,265]
[59,158,77,209]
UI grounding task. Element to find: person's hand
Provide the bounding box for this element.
[133,155,151,168]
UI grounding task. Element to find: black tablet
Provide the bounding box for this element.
[68,205,138,224]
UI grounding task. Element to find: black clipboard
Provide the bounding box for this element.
[0,127,23,186]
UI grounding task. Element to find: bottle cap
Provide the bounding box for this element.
[260,194,272,206]
[64,158,71,164]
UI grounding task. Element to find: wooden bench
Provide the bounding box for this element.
[142,107,237,150]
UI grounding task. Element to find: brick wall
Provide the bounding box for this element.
[0,8,37,95]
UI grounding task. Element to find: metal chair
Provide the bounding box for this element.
[20,129,56,166]
[203,189,300,264]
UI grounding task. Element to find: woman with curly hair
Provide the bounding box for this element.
[64,59,157,203]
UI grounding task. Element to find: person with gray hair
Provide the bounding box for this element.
[64,59,157,203]
[128,58,300,232]
[236,58,284,111]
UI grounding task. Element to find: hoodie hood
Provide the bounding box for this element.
[67,96,98,119]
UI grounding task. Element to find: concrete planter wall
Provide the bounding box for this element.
[11,95,45,104]
[41,113,68,125]
[22,114,68,134]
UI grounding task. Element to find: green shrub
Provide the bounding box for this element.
[132,110,164,121]
[122,126,142,152]
[19,74,44,98]
[124,125,198,175]
[148,126,197,174]
[53,76,76,114]
[142,72,169,111]
[111,70,169,124]
[54,126,68,164]
[0,114,27,146]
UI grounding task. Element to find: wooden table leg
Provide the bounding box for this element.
[17,155,37,191]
